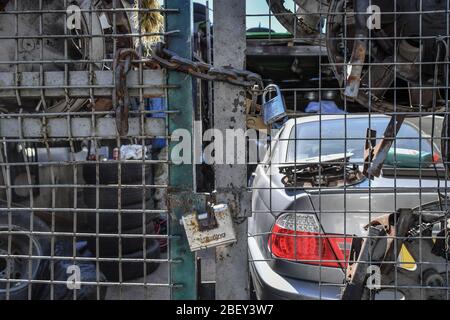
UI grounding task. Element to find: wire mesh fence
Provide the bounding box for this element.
[1,0,450,301]
[0,0,177,300]
[247,0,450,300]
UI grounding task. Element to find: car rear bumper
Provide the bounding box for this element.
[248,237,342,300]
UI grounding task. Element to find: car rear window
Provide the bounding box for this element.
[286,117,433,163]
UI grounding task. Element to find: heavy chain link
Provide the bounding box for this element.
[112,44,264,135]
[151,43,264,91]
[114,49,139,136]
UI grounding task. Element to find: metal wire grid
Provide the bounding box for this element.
[1,0,449,301]
[0,0,182,300]
[247,0,450,300]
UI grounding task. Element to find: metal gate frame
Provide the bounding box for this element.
[0,0,203,300]
[166,0,205,300]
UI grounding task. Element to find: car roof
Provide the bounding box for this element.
[283,114,443,138]
[284,114,388,127]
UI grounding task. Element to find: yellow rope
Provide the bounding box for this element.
[133,0,164,52]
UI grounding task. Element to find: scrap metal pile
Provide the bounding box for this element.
[280,153,364,188]
[269,0,450,176]
[0,0,165,298]
[343,200,450,300]
[268,0,450,300]
[0,0,135,113]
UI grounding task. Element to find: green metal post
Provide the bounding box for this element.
[166,0,197,300]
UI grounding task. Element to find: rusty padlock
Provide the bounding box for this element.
[182,203,237,252]
[245,96,267,130]
[262,84,287,125]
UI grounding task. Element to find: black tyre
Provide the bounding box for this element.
[82,162,152,185]
[87,222,156,257]
[84,198,157,233]
[82,184,153,208]
[0,211,51,300]
[99,239,161,282]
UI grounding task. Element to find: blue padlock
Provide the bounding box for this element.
[262,84,287,125]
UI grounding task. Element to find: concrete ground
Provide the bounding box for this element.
[106,249,216,300]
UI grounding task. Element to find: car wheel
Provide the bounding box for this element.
[99,239,161,282]
[0,211,51,300]
[84,198,156,233]
[87,222,156,257]
[83,162,152,185]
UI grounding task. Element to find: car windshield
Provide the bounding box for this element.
[286,117,433,163]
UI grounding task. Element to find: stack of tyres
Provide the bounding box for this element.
[82,162,160,281]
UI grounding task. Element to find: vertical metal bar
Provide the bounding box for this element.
[213,0,250,300]
[205,1,213,127]
[165,0,197,300]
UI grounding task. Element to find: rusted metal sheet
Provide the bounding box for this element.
[344,39,367,98]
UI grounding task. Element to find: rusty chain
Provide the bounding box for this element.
[114,49,139,136]
[113,44,264,135]
[151,42,264,91]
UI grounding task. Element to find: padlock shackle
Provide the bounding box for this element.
[262,84,282,104]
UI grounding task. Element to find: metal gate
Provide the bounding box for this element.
[247,0,450,300]
[0,0,201,300]
[3,0,450,302]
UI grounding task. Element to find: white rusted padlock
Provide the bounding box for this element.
[182,204,236,252]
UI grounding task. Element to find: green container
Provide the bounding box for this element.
[385,148,433,168]
[246,32,293,40]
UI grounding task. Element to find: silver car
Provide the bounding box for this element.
[248,114,444,300]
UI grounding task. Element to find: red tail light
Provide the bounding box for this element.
[269,213,352,268]
[432,153,441,163]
